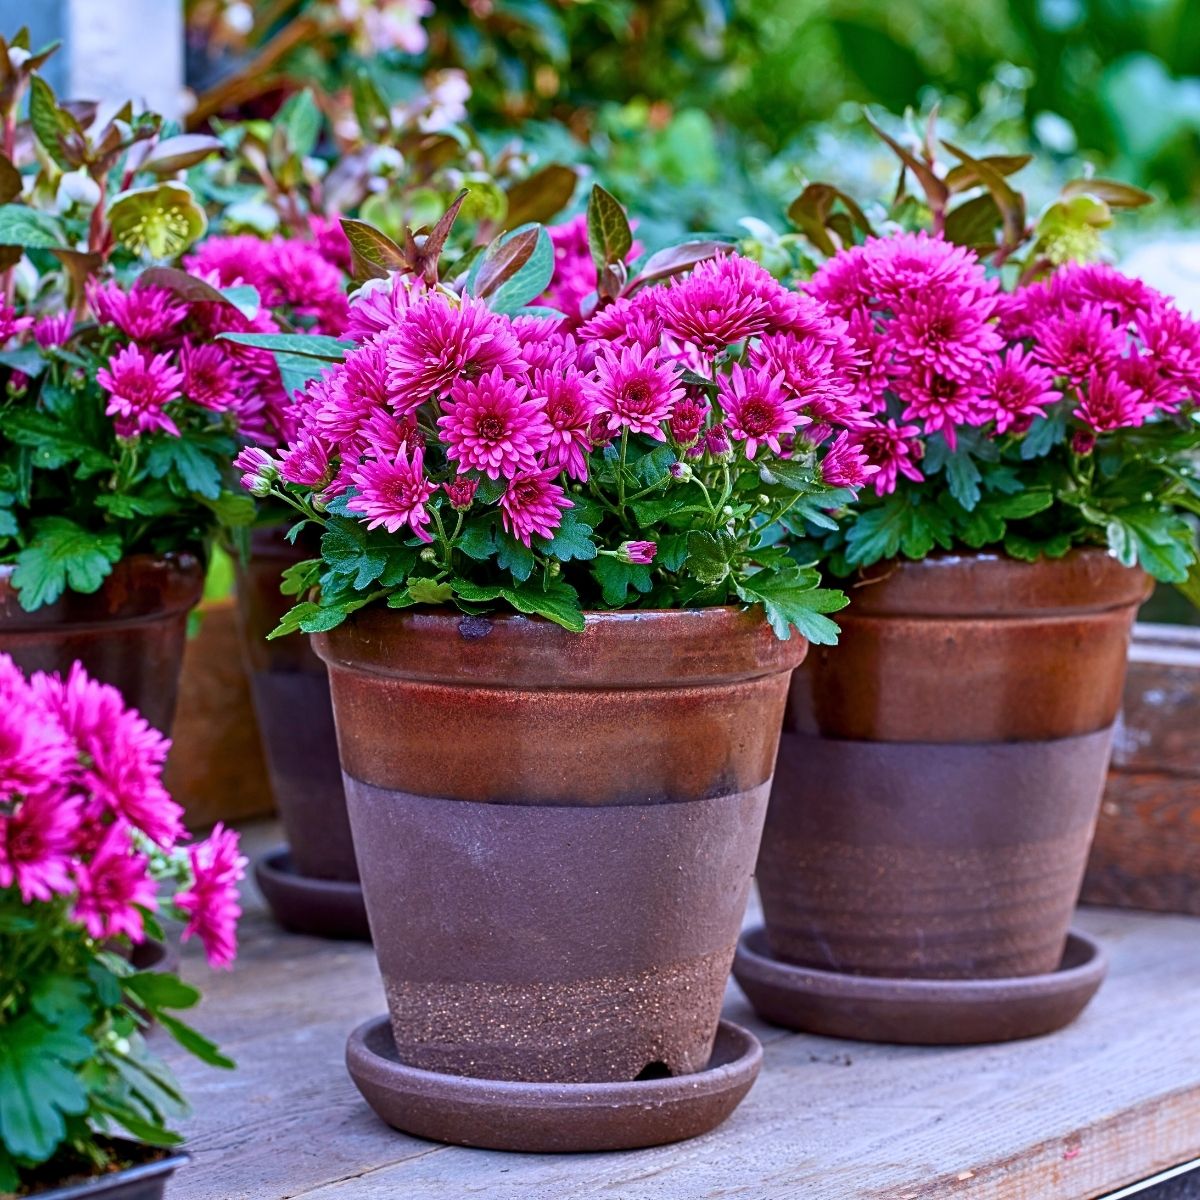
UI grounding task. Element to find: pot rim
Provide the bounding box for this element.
[29,1146,190,1200]
[313,603,808,689]
[843,547,1151,618]
[0,551,205,628]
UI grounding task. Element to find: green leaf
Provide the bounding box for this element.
[0,1014,91,1161]
[685,529,737,587]
[217,332,346,360]
[29,76,79,170]
[156,1013,235,1069]
[92,1099,183,1148]
[145,438,222,499]
[0,204,66,249]
[278,88,322,160]
[12,518,122,610]
[844,496,955,567]
[586,184,632,287]
[279,558,320,597]
[321,520,389,589]
[407,577,454,604]
[1020,405,1070,459]
[123,972,201,1013]
[533,506,596,562]
[275,351,330,399]
[457,515,497,561]
[28,976,92,1028]
[452,578,585,632]
[1106,507,1195,583]
[471,225,555,315]
[495,530,535,583]
[944,447,983,511]
[759,458,824,494]
[632,443,677,489]
[734,563,848,644]
[592,555,653,605]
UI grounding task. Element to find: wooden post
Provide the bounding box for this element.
[1082,623,1200,914]
[0,0,183,118]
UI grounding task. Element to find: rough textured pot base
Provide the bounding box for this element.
[255,848,370,941]
[345,1014,762,1152]
[733,926,1107,1045]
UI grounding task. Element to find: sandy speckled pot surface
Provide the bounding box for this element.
[0,552,203,733]
[314,606,806,1083]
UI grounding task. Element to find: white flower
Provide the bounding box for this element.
[56,169,102,212]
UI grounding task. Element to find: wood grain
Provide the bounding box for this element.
[161,821,1200,1200]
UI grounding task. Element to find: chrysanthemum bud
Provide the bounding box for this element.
[419,546,439,562]
[669,462,693,482]
[233,446,278,498]
[617,540,657,565]
[442,476,478,511]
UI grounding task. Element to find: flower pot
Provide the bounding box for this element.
[0,552,204,734]
[18,1144,188,1200]
[234,528,366,938]
[737,551,1149,1043]
[313,607,805,1090]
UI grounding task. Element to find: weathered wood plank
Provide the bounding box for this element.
[164,821,1200,1200]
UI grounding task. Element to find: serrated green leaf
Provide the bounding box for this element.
[145,438,222,499]
[495,530,535,582]
[592,555,653,605]
[321,520,388,589]
[533,506,596,562]
[734,563,848,644]
[12,518,122,610]
[407,577,454,604]
[685,529,736,587]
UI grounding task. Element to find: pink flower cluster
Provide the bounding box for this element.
[252,251,881,545]
[0,656,245,968]
[542,214,643,326]
[88,277,292,445]
[807,234,1200,491]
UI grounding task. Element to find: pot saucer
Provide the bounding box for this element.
[345,1014,762,1152]
[733,926,1107,1045]
[254,847,371,941]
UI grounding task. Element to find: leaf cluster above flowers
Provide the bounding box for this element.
[244,190,883,640]
[0,655,244,1190]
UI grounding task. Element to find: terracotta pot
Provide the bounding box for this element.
[313,607,806,1083]
[20,1144,188,1200]
[235,527,351,881]
[0,553,203,733]
[758,550,1149,982]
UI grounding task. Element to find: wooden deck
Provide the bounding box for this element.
[164,820,1200,1200]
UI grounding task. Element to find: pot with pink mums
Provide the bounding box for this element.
[240,185,883,1151]
[0,652,246,1198]
[734,137,1199,1046]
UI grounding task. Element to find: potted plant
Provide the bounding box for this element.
[0,36,263,731]
[241,187,870,1150]
[733,132,1199,1045]
[0,652,245,1197]
[186,92,576,936]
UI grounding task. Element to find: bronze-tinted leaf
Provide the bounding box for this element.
[626,240,730,292]
[587,184,632,276]
[410,188,469,284]
[474,227,539,300]
[865,110,948,212]
[1061,178,1154,209]
[944,193,1003,250]
[941,140,1026,252]
[0,155,21,206]
[50,248,103,303]
[138,266,243,309]
[142,134,224,176]
[340,219,409,273]
[787,182,873,255]
[505,165,578,228]
[945,154,1033,194]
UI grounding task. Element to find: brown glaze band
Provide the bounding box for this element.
[346,780,771,1082]
[316,608,805,806]
[792,550,1149,742]
[0,552,204,733]
[758,727,1114,980]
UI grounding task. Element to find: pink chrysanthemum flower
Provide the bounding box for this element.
[439,368,549,479]
[618,540,656,565]
[807,243,873,320]
[820,430,880,488]
[185,234,273,291]
[97,344,185,438]
[982,346,1061,435]
[348,443,437,540]
[345,277,421,341]
[896,367,986,446]
[750,332,867,428]
[534,368,597,481]
[1074,369,1146,432]
[0,301,31,345]
[668,392,710,448]
[1136,301,1200,404]
[442,476,478,511]
[35,663,184,849]
[1034,303,1125,382]
[33,312,74,348]
[316,338,398,438]
[1049,263,1153,326]
[280,433,334,488]
[590,344,683,440]
[718,363,805,459]
[181,340,238,412]
[0,656,75,802]
[72,822,157,943]
[89,281,189,343]
[888,286,1001,382]
[387,293,523,408]
[269,239,350,334]
[499,469,572,546]
[515,322,580,374]
[854,420,925,496]
[658,255,775,356]
[577,292,663,346]
[175,822,247,970]
[862,231,992,305]
[0,788,80,903]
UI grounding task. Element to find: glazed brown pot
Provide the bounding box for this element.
[234,527,351,881]
[313,607,806,1083]
[758,550,1150,981]
[0,552,204,733]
